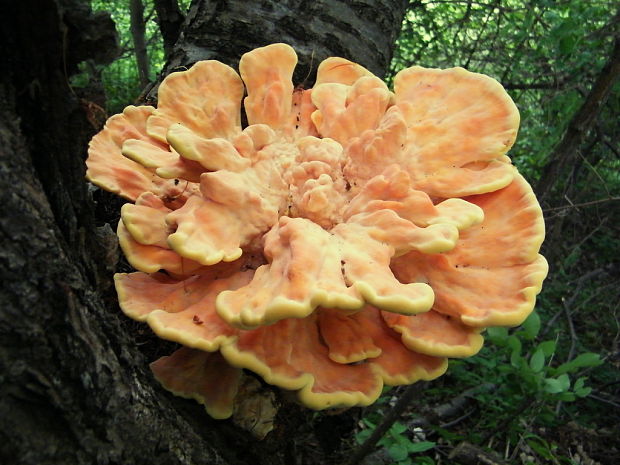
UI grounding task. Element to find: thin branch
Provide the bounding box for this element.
[536,34,620,201]
[500,2,547,83]
[562,299,578,363]
[449,441,510,465]
[599,129,620,159]
[480,397,537,444]
[407,383,496,429]
[540,265,616,339]
[463,0,495,68]
[588,393,620,409]
[440,407,477,429]
[577,151,613,198]
[542,197,620,213]
[451,0,473,51]
[343,383,426,465]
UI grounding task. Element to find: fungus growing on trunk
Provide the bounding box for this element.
[86,44,547,435]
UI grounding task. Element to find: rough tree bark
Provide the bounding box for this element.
[130,0,151,87]
[147,0,408,100]
[0,0,408,464]
[153,0,186,58]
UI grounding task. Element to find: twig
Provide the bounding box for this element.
[480,397,534,444]
[539,266,614,340]
[440,407,477,429]
[588,393,620,409]
[343,383,425,465]
[567,219,609,268]
[554,294,579,416]
[563,299,579,363]
[554,269,603,415]
[463,0,495,69]
[597,379,620,390]
[542,197,620,213]
[578,151,613,198]
[542,283,611,339]
[408,383,496,429]
[448,441,510,465]
[601,134,620,159]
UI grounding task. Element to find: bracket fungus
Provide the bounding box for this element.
[87,43,548,436]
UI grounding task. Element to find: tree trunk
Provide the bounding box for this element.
[130,0,151,87]
[148,0,408,99]
[0,0,408,464]
[535,35,620,203]
[154,0,186,58]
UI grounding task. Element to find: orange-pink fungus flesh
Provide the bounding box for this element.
[311,77,393,145]
[315,57,374,86]
[392,175,547,328]
[381,310,484,358]
[117,220,204,275]
[86,106,169,201]
[147,60,243,142]
[394,66,519,197]
[85,43,547,415]
[151,348,242,419]
[116,270,446,410]
[240,43,297,132]
[223,314,384,409]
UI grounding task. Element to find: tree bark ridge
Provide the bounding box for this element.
[154,0,186,58]
[1,1,235,463]
[130,0,151,87]
[154,0,408,94]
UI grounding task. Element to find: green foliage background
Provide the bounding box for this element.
[80,1,619,463]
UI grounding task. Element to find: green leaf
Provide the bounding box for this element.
[391,421,407,435]
[527,439,553,460]
[520,312,541,340]
[557,392,577,402]
[388,444,409,461]
[532,437,559,460]
[530,348,546,372]
[574,377,592,397]
[432,427,464,442]
[559,35,576,55]
[487,327,509,345]
[363,418,376,428]
[507,335,522,352]
[508,336,523,367]
[355,429,373,444]
[553,353,603,375]
[412,457,435,465]
[407,441,436,453]
[544,374,570,394]
[574,376,586,391]
[575,386,592,398]
[520,370,540,387]
[511,351,523,368]
[537,340,557,357]
[558,374,571,390]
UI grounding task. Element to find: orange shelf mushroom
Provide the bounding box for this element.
[86,43,547,434]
